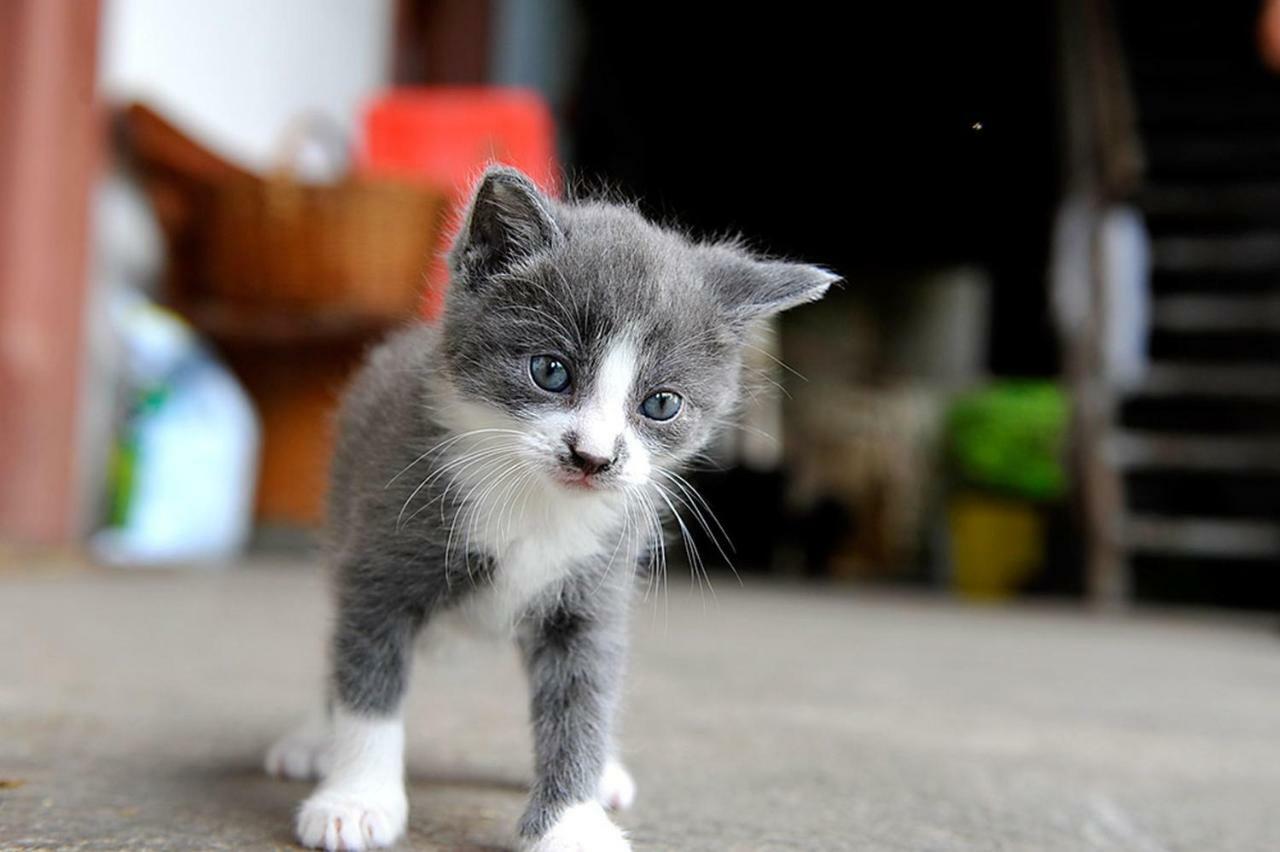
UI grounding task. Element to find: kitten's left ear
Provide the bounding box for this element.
[703,245,840,321]
[449,165,563,282]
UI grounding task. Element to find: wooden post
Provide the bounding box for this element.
[0,0,103,543]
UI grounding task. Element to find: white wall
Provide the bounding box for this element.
[99,0,395,170]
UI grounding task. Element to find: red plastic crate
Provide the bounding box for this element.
[359,88,559,318]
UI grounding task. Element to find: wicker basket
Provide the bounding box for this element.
[202,118,447,318]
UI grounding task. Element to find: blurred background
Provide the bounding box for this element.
[2,0,1280,612]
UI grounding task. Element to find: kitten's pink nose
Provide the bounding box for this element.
[569,445,615,476]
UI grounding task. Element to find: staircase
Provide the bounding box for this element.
[1061,1,1280,606]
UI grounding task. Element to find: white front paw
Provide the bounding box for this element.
[596,759,636,811]
[526,801,630,852]
[296,786,407,851]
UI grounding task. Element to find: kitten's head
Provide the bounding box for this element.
[439,166,836,494]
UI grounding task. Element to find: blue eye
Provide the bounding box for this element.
[530,355,572,393]
[640,391,682,421]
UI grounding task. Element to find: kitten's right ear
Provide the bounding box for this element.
[449,165,562,281]
[701,242,840,324]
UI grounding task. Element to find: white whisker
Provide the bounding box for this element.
[384,428,524,488]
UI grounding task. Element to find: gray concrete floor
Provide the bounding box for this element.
[2,558,1279,851]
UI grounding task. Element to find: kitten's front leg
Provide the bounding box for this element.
[517,592,632,852]
[295,591,420,851]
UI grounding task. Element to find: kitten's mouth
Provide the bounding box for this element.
[551,463,619,491]
[556,471,600,490]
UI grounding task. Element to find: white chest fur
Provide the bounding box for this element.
[449,476,627,634]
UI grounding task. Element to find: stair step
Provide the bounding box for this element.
[1144,183,1280,214]
[1141,183,1280,231]
[1137,89,1280,121]
[1153,234,1280,273]
[1140,363,1280,397]
[1122,515,1280,558]
[1108,432,1280,472]
[1148,136,1280,179]
[1152,294,1280,331]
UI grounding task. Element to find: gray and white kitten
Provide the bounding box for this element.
[265,166,835,851]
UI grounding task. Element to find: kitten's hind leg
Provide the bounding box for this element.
[265,704,333,781]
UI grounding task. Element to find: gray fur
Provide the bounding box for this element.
[319,165,835,840]
[515,572,631,837]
